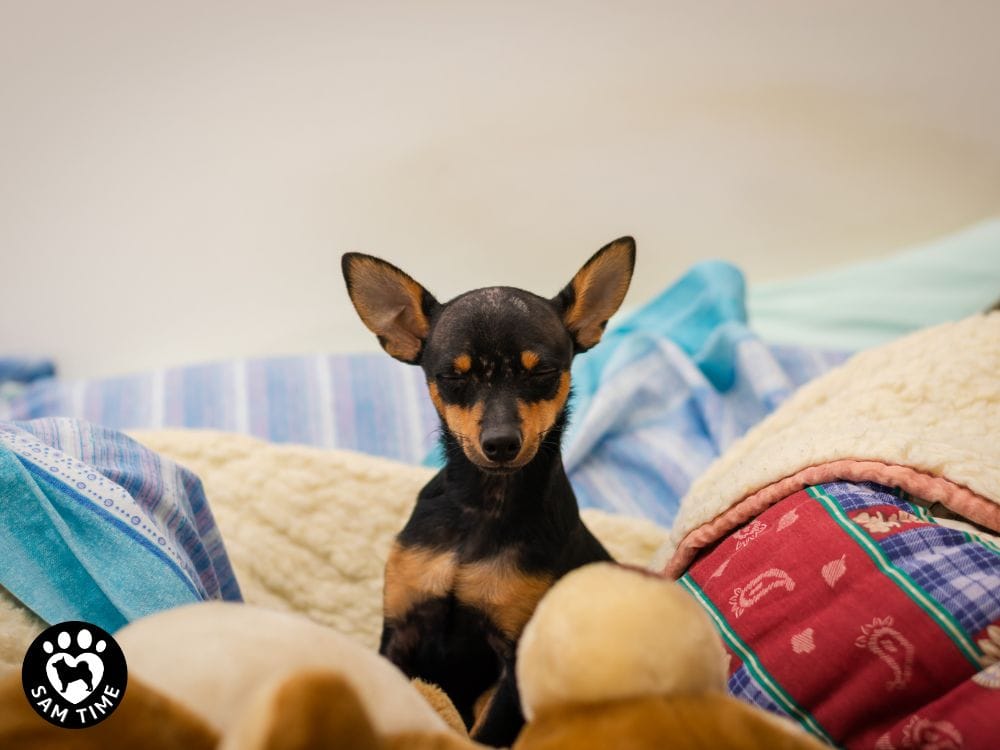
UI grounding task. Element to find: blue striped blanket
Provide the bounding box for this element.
[0,419,241,632]
[559,262,847,524]
[1,262,846,525]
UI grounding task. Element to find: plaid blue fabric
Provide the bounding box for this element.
[717,481,1000,736]
[1,354,440,465]
[729,665,790,718]
[564,337,843,525]
[812,480,898,511]
[1,418,241,611]
[879,525,1000,635]
[818,481,1000,639]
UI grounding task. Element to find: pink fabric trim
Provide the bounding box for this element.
[663,460,1000,579]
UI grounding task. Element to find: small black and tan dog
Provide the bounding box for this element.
[341,237,635,746]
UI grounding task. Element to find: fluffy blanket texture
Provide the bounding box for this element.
[1,432,669,674]
[660,312,1000,575]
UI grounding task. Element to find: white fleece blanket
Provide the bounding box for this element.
[1,433,669,673]
[659,311,1000,575]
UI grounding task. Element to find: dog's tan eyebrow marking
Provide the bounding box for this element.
[520,351,540,371]
[383,542,458,622]
[456,551,553,640]
[453,354,472,373]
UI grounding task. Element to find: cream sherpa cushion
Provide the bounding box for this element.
[659,312,1000,573]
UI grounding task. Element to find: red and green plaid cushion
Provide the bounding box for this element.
[679,481,1000,749]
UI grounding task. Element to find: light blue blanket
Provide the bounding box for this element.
[0,358,54,385]
[551,263,845,523]
[748,218,1000,350]
[0,419,241,632]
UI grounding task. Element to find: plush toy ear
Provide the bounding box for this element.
[0,672,218,750]
[342,253,439,364]
[221,671,382,750]
[553,237,636,352]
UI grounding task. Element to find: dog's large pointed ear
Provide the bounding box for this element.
[553,237,635,352]
[341,253,439,364]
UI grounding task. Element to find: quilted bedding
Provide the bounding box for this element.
[658,311,1000,748]
[679,481,1000,748]
[1,272,996,749]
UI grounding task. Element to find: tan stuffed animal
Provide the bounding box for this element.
[512,563,828,750]
[0,670,217,750]
[0,603,471,750]
[0,667,471,750]
[0,566,827,749]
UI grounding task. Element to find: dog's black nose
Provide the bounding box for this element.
[481,428,522,463]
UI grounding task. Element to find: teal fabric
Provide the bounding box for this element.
[747,218,1000,350]
[0,444,201,633]
[567,260,751,430]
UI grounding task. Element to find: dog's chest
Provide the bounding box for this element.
[384,543,553,641]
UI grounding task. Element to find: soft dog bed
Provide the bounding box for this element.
[657,312,1000,748]
[2,304,996,747]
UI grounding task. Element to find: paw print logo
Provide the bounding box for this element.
[21,621,127,728]
[42,627,107,704]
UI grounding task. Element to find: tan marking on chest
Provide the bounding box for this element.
[383,543,458,621]
[455,552,554,640]
[384,545,554,640]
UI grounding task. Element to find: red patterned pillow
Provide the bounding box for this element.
[676,481,1000,749]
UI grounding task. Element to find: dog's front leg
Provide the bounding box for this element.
[378,614,427,678]
[380,539,454,671]
[470,654,524,748]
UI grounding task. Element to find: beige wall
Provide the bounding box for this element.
[2,1,998,378]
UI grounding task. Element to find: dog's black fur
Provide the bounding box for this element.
[50,655,96,692]
[342,238,635,746]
